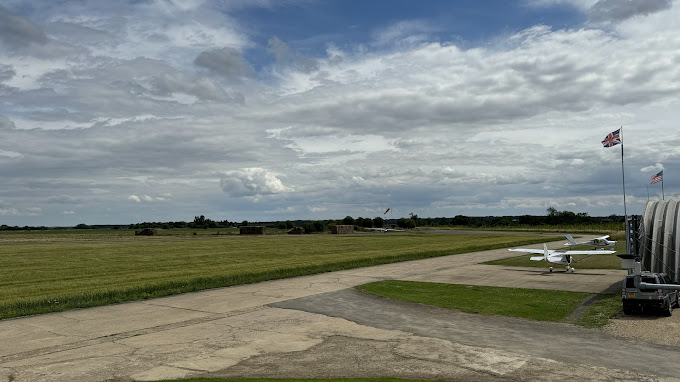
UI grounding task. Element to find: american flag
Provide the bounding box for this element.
[651,170,663,184]
[601,129,622,148]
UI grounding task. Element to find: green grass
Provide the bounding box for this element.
[356,280,591,322]
[575,294,623,328]
[356,280,621,328]
[0,231,553,319]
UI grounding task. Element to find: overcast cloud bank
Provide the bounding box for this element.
[0,0,679,225]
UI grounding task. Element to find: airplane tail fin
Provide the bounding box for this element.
[565,234,577,245]
[529,244,551,261]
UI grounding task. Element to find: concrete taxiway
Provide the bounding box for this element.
[3,240,676,382]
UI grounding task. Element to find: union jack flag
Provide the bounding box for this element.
[651,170,663,184]
[602,129,622,148]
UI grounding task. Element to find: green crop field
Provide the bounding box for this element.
[0,230,554,319]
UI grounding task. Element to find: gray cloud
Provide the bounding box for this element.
[150,72,238,103]
[0,5,47,48]
[268,37,319,72]
[194,47,254,78]
[0,65,15,83]
[47,195,82,204]
[589,0,673,23]
[0,1,679,226]
[0,115,16,129]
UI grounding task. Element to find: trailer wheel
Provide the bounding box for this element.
[664,301,673,317]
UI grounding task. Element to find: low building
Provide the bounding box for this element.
[239,226,266,235]
[331,225,354,234]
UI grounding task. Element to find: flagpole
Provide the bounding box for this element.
[647,185,650,202]
[620,126,630,254]
[662,175,665,200]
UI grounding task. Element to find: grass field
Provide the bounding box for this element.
[0,230,554,319]
[482,232,625,270]
[356,280,620,327]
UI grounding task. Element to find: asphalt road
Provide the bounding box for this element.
[2,237,676,382]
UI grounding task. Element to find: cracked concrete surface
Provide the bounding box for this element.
[2,239,678,382]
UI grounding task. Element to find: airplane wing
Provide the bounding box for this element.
[596,235,610,240]
[508,248,545,254]
[560,250,616,255]
[529,256,545,261]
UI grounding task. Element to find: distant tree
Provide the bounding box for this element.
[373,217,384,228]
[74,223,91,229]
[241,220,249,227]
[342,216,355,226]
[362,218,373,228]
[451,215,470,226]
[397,218,416,229]
[193,215,206,227]
[285,220,294,229]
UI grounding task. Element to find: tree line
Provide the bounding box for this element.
[0,208,625,232]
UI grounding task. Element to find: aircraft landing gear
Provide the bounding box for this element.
[549,267,553,273]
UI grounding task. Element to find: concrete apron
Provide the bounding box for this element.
[3,239,669,382]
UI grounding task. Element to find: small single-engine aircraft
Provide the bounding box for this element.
[365,227,404,232]
[509,244,616,273]
[564,234,616,249]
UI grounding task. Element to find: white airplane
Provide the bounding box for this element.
[509,244,616,273]
[564,234,616,249]
[365,227,404,232]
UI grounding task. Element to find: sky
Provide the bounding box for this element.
[1,0,679,226]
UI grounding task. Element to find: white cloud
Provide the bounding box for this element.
[1,1,680,225]
[220,168,293,197]
[640,163,664,172]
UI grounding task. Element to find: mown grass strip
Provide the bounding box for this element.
[575,294,622,328]
[0,234,555,319]
[356,280,593,322]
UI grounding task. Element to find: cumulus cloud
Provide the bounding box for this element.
[1,1,680,225]
[220,168,293,197]
[640,163,664,172]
